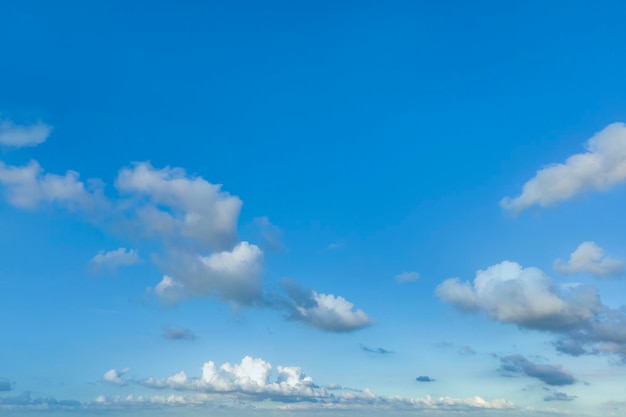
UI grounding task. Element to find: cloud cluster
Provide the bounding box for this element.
[437,261,626,361]
[0,123,372,332]
[102,356,513,411]
[499,355,575,386]
[554,241,624,278]
[0,119,51,148]
[501,122,626,214]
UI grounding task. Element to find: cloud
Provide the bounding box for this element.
[115,162,241,251]
[437,260,626,362]
[280,279,372,332]
[501,123,626,214]
[110,355,514,411]
[436,342,476,356]
[499,355,575,386]
[544,392,577,402]
[554,241,624,278]
[90,248,141,272]
[253,216,285,252]
[360,344,393,355]
[163,326,196,341]
[436,261,600,331]
[0,392,80,408]
[103,368,130,386]
[0,119,51,148]
[416,376,435,383]
[395,271,420,284]
[0,378,11,391]
[153,241,264,306]
[0,160,104,210]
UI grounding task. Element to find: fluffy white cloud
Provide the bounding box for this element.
[554,241,624,278]
[0,160,102,210]
[293,291,372,332]
[436,261,599,331]
[90,248,141,271]
[102,368,130,386]
[153,241,264,305]
[115,162,241,250]
[438,260,626,362]
[501,123,626,214]
[0,119,51,148]
[395,271,420,284]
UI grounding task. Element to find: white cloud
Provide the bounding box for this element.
[554,241,624,278]
[153,241,264,305]
[436,261,599,331]
[395,271,420,284]
[501,123,626,214]
[102,368,130,386]
[437,260,626,362]
[90,248,141,272]
[293,291,372,332]
[0,119,51,148]
[115,162,241,250]
[0,160,102,210]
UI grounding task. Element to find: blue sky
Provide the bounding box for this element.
[2,1,626,416]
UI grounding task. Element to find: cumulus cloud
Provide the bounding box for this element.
[554,241,624,278]
[0,160,103,210]
[153,241,264,306]
[280,279,372,332]
[115,162,241,251]
[544,391,577,402]
[499,355,575,386]
[163,326,196,341]
[438,260,626,362]
[395,271,420,284]
[106,356,514,411]
[416,376,435,383]
[90,248,141,272]
[360,344,393,355]
[0,119,51,148]
[103,368,130,386]
[501,123,626,214]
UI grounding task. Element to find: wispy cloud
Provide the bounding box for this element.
[0,119,51,148]
[544,391,577,402]
[499,355,575,386]
[360,344,393,355]
[163,326,196,341]
[501,123,626,215]
[90,248,141,272]
[395,271,420,284]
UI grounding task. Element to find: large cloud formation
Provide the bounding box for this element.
[501,122,626,214]
[98,356,513,412]
[437,261,626,362]
[0,124,371,332]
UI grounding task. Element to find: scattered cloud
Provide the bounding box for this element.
[395,271,420,284]
[163,326,196,341]
[437,260,626,362]
[501,122,626,214]
[544,392,577,402]
[0,119,51,148]
[0,378,12,391]
[436,342,476,356]
[327,242,342,250]
[280,279,372,332]
[102,368,130,386]
[360,344,393,355]
[0,392,81,408]
[554,241,624,278]
[0,160,104,210]
[499,355,575,386]
[90,248,141,272]
[416,376,435,383]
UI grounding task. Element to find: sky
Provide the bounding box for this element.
[2,0,626,416]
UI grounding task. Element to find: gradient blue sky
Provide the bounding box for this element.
[2,1,626,416]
